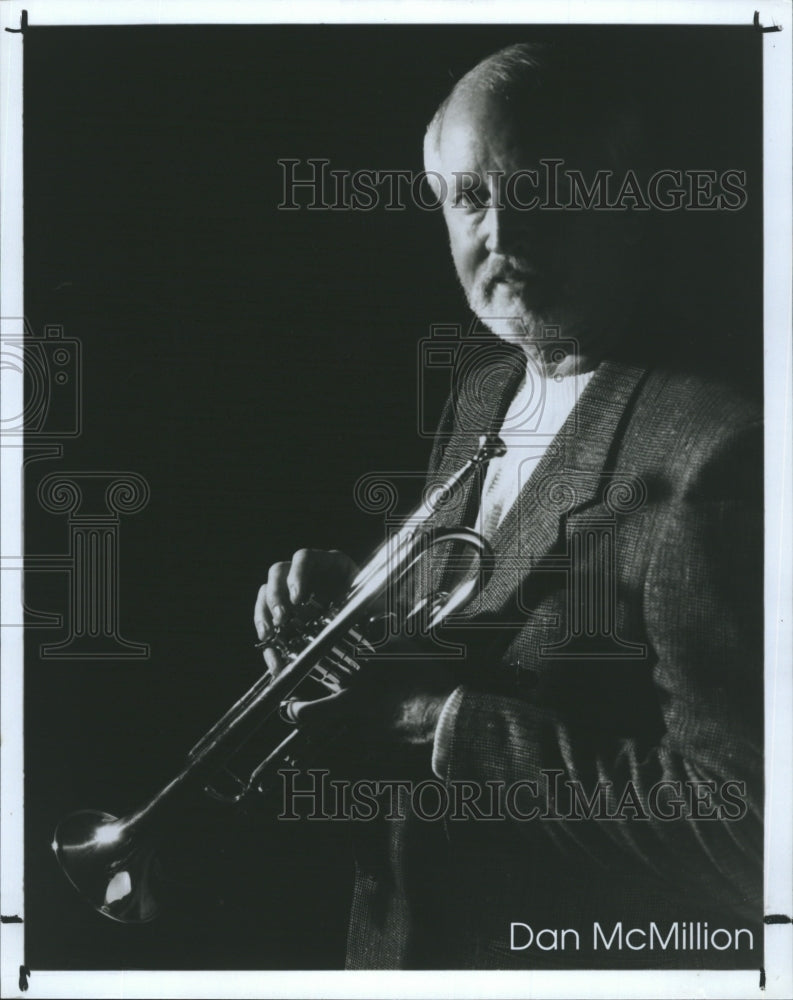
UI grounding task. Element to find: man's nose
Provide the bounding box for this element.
[482,202,532,257]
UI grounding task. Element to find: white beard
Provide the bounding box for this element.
[466,277,606,378]
[468,280,549,349]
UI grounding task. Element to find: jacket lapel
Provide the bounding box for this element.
[429,347,525,530]
[443,359,649,616]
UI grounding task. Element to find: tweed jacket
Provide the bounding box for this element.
[345,354,763,970]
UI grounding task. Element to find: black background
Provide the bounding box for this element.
[22,23,761,970]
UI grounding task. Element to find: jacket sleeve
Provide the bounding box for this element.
[431,418,764,914]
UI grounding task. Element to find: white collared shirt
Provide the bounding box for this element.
[477,366,595,540]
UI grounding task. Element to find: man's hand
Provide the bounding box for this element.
[254,548,455,747]
[282,662,455,747]
[254,547,359,666]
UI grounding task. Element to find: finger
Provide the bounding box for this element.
[253,583,273,642]
[263,646,284,676]
[265,561,292,626]
[285,548,316,605]
[287,549,358,606]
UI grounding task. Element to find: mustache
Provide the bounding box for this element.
[479,256,544,297]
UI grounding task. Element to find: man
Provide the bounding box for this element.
[254,43,762,968]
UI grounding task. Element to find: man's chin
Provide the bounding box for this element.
[469,289,548,339]
[474,311,548,349]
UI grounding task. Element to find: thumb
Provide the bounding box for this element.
[288,688,356,730]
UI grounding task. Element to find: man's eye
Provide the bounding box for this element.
[453,188,490,211]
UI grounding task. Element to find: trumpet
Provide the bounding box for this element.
[51,434,506,923]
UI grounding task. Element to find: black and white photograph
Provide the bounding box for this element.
[1,2,791,998]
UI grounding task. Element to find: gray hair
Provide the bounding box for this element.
[425,42,642,171]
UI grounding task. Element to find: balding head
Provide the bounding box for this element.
[425,42,639,178]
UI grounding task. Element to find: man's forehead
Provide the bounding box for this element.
[427,85,603,180]
[441,87,512,145]
[429,91,539,176]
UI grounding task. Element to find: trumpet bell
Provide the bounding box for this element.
[52,809,159,923]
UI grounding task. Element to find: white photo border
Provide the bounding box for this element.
[1,1,790,998]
